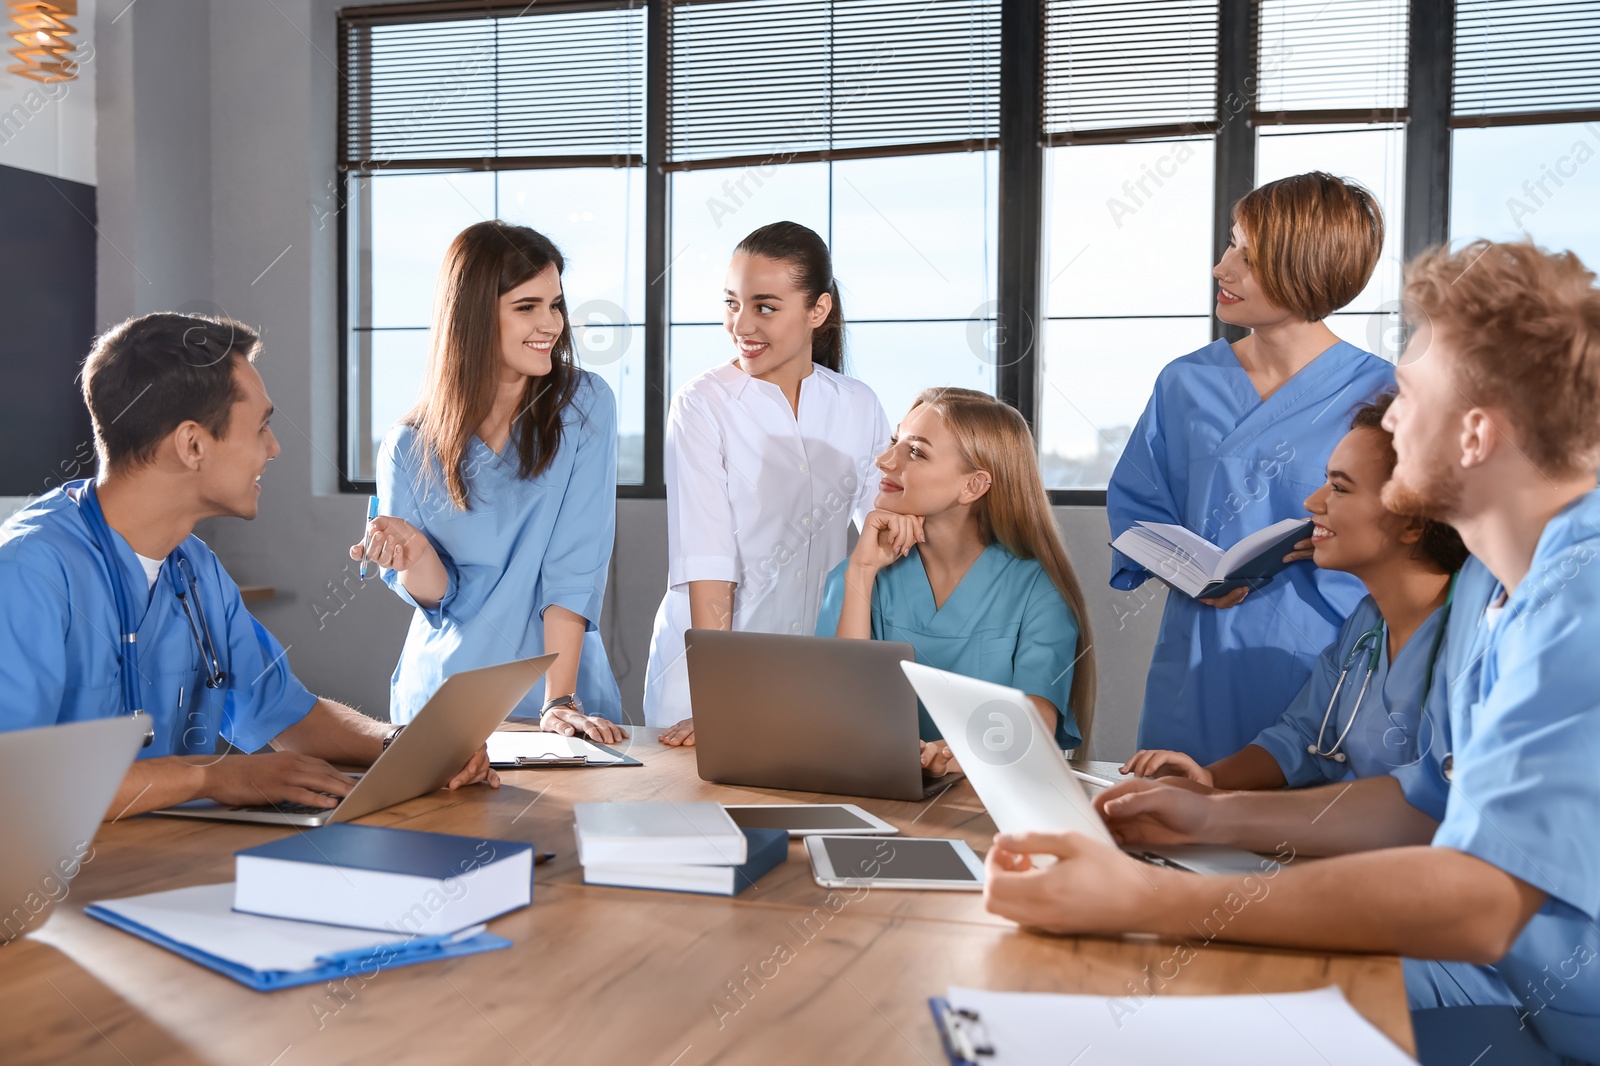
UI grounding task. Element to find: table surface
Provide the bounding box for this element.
[0,729,1414,1065]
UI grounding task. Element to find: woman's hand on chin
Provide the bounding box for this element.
[851,509,925,571]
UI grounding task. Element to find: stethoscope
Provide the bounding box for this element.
[1308,574,1457,763]
[80,483,227,748]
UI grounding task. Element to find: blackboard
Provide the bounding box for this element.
[0,162,97,496]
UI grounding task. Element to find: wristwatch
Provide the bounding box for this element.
[541,693,584,716]
[382,724,405,751]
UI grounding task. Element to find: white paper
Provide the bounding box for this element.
[944,984,1414,1065]
[91,882,418,972]
[487,731,624,764]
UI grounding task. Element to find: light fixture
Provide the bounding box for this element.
[7,0,78,83]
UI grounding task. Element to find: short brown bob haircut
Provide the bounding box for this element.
[1403,239,1600,478]
[1233,171,1385,322]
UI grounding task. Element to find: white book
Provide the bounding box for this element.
[582,826,788,897]
[1111,517,1313,599]
[574,801,746,866]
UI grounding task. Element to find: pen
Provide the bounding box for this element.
[359,495,380,579]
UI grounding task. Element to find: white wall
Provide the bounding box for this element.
[0,0,96,184]
[92,0,1163,759]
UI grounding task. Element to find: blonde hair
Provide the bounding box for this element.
[1404,239,1600,478]
[911,387,1098,743]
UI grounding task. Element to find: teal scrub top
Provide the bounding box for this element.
[815,543,1082,750]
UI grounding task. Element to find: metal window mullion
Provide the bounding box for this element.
[997,0,1045,432]
[639,0,669,498]
[1211,0,1256,344]
[1405,0,1452,262]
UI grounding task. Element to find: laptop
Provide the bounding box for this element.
[901,660,1271,876]
[686,630,956,802]
[153,655,553,827]
[1,716,150,944]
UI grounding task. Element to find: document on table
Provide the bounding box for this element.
[84,882,509,991]
[486,731,635,767]
[931,985,1413,1065]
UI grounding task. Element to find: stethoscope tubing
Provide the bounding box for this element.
[79,483,226,747]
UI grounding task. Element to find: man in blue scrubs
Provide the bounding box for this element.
[0,313,495,820]
[983,241,1600,1065]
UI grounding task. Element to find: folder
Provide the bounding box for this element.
[85,882,510,992]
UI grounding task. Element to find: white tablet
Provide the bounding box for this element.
[806,835,984,891]
[723,804,898,837]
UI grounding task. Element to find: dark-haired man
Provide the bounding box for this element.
[0,313,496,820]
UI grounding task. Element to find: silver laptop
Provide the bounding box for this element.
[153,655,553,827]
[901,660,1271,876]
[686,630,955,802]
[1,716,149,944]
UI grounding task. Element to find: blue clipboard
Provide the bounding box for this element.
[86,903,510,992]
[929,996,994,1065]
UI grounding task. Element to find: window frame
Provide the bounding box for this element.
[336,0,1595,504]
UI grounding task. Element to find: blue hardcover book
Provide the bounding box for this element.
[234,823,533,935]
[86,882,510,992]
[582,827,789,896]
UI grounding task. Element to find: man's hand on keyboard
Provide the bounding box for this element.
[200,752,356,810]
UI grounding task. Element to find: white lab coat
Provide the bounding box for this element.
[643,361,888,725]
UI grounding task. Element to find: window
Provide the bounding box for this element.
[1448,2,1600,269]
[1254,0,1408,358]
[339,4,646,488]
[667,153,998,428]
[1037,1,1219,491]
[335,1,1598,502]
[664,0,1001,434]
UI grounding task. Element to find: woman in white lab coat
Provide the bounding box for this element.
[643,221,889,742]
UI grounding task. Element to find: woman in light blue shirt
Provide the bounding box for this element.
[815,388,1095,769]
[1123,394,1467,789]
[351,221,625,741]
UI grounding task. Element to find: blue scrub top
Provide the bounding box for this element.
[1107,338,1394,765]
[814,543,1082,750]
[0,484,317,755]
[379,371,622,724]
[1424,491,1600,1061]
[1250,594,1446,787]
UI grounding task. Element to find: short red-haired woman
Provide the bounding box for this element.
[1107,172,1394,765]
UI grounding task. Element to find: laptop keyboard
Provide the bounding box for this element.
[231,800,338,815]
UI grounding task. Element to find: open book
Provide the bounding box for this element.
[1112,517,1313,599]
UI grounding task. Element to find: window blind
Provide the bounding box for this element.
[1043,0,1219,140]
[1453,1,1600,120]
[1256,0,1407,116]
[666,0,1000,168]
[340,4,645,169]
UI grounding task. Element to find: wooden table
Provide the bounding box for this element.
[1,731,1413,1065]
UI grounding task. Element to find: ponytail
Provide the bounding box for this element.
[735,221,845,373]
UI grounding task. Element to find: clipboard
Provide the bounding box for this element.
[85,883,510,992]
[929,997,994,1065]
[486,730,642,770]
